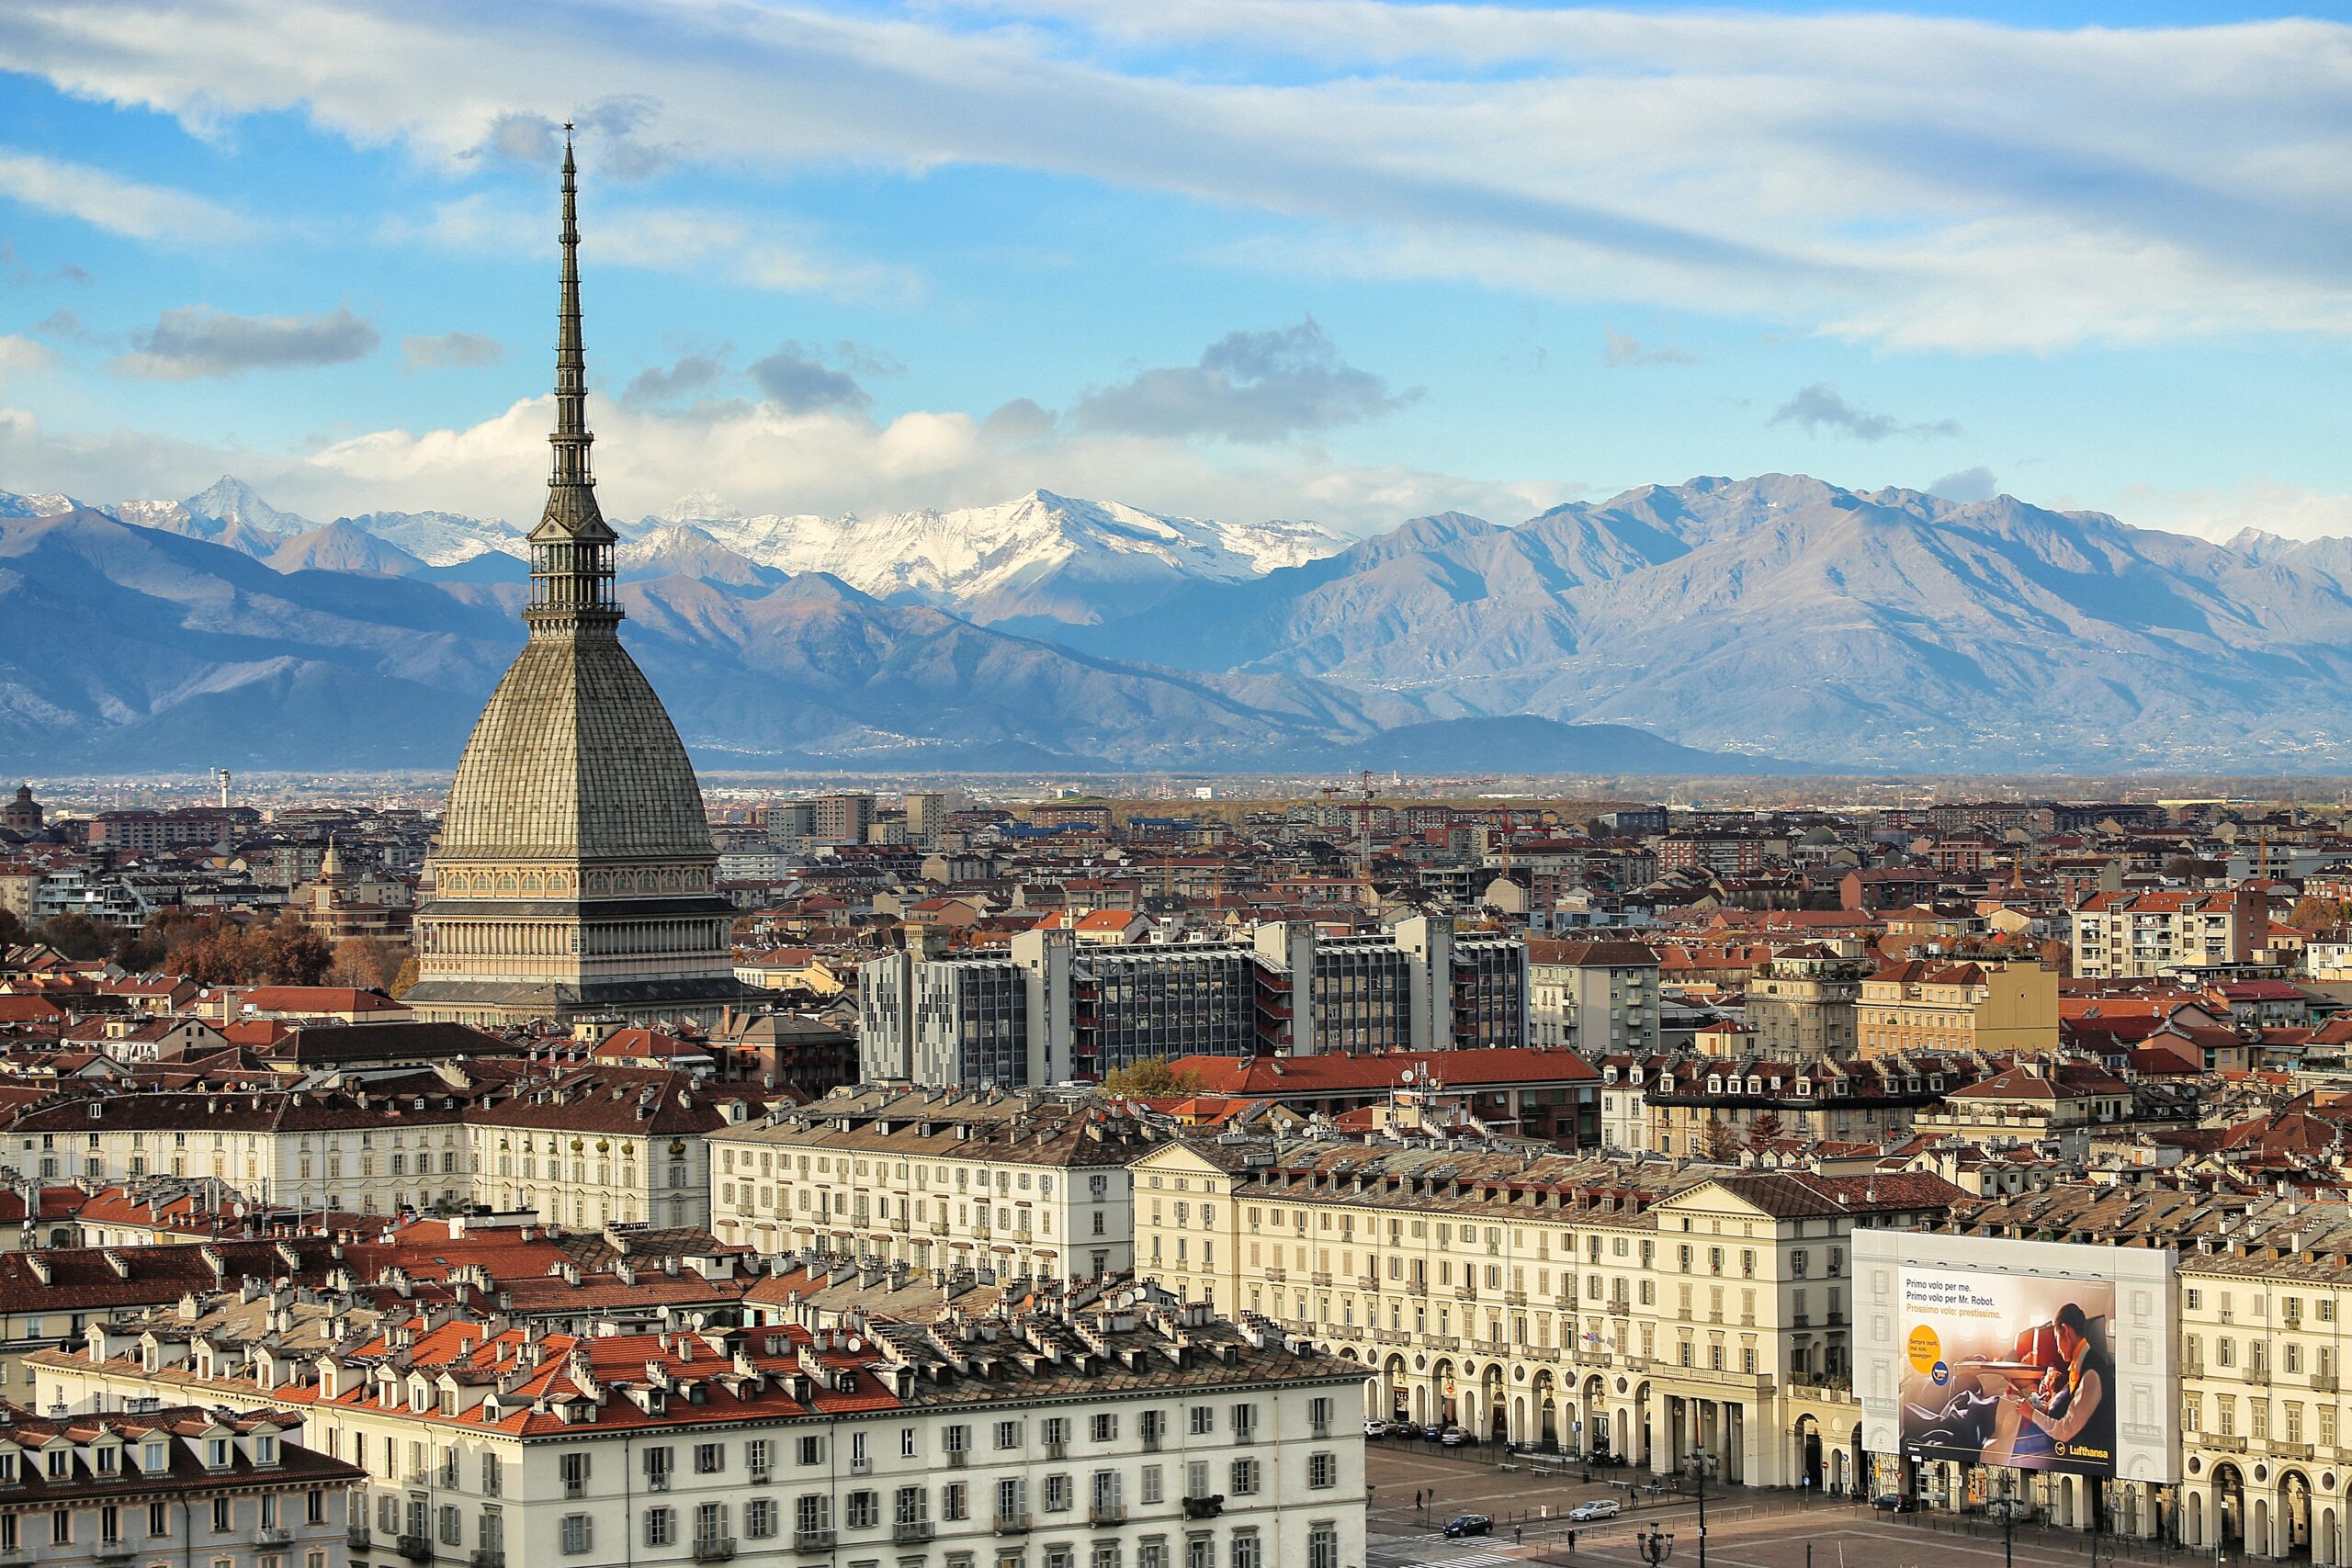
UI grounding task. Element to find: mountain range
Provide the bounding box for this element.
[6,470,2352,773]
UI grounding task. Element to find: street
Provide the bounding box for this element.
[1363,1443,2190,1568]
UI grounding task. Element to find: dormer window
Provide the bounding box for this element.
[253,1435,277,1466]
[46,1449,67,1479]
[141,1442,164,1473]
[205,1438,229,1470]
[0,1452,15,1484]
[94,1446,116,1474]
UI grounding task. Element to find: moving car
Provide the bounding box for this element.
[1873,1495,1917,1514]
[1443,1516,1494,1540]
[1439,1427,1471,1448]
[1567,1500,1622,1523]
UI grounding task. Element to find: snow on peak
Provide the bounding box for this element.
[685,491,1346,624]
[652,489,743,525]
[185,475,307,537]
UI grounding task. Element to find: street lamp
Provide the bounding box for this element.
[1687,1448,1718,1568]
[1996,1472,2016,1568]
[1634,1526,1677,1566]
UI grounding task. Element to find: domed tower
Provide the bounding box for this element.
[403,132,752,1029]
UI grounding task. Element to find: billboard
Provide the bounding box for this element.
[1895,1266,2117,1476]
[1855,1232,2177,1487]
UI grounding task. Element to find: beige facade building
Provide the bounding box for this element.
[1128,1134,1958,1490]
[405,139,751,1030]
[1857,957,2059,1057]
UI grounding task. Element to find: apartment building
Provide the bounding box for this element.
[2071,888,2269,979]
[36,1294,1366,1568]
[1597,1053,1977,1158]
[464,1066,754,1232]
[0,1401,361,1568]
[707,1091,1160,1278]
[3,1092,469,1219]
[1128,1134,1959,1489]
[1856,958,2059,1057]
[1744,949,1870,1061]
[1525,940,1660,1055]
[859,919,1527,1089]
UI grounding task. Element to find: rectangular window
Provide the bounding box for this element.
[747,1499,777,1540]
[560,1451,591,1497]
[646,1507,676,1548]
[1307,1452,1337,1489]
[695,1443,725,1475]
[561,1515,593,1555]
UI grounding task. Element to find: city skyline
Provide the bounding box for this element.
[3,1,2350,540]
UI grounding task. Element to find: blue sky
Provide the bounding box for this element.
[2,0,2350,538]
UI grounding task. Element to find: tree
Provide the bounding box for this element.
[390,954,420,998]
[1699,1114,1739,1164]
[2038,938,2075,978]
[259,911,333,986]
[0,907,21,947]
[2289,897,2352,934]
[1102,1058,1206,1098]
[330,938,404,991]
[1746,1111,1785,1148]
[34,912,113,960]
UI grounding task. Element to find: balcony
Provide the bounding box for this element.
[749,1468,774,1485]
[1264,1267,1286,1282]
[259,1529,294,1547]
[1043,1442,1068,1461]
[472,1551,506,1568]
[1182,1496,1225,1520]
[348,1527,374,1551]
[1090,1505,1128,1526]
[2248,1367,2273,1385]
[895,1521,935,1545]
[1311,1271,1332,1288]
[1505,1291,1528,1306]
[929,1221,948,1235]
[1357,1275,1379,1292]
[944,1450,968,1469]
[93,1541,135,1565]
[2317,1372,2339,1393]
[795,1529,839,1551]
[398,1535,434,1562]
[1140,1435,1162,1453]
[995,1512,1033,1535]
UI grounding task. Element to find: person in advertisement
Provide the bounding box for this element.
[1898,1271,2115,1474]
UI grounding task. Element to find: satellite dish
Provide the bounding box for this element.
[846,1336,864,1354]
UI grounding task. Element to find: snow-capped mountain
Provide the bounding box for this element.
[336,509,527,567]
[653,489,1348,626]
[186,476,309,538]
[0,491,83,518]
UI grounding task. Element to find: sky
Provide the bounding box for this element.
[1,0,2350,540]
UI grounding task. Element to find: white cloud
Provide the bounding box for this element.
[382,191,916,300]
[3,3,2347,350]
[0,333,61,389]
[401,330,503,370]
[2110,479,2352,545]
[0,147,234,242]
[0,386,1568,536]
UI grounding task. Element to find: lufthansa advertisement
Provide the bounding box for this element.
[1896,1266,2118,1477]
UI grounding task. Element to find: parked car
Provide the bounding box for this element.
[1873,1495,1916,1514]
[1438,1427,1471,1448]
[1568,1500,1622,1523]
[1362,1419,1388,1438]
[1390,1419,1422,1439]
[1443,1516,1494,1540]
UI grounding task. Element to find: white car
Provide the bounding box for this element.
[1363,1419,1388,1438]
[1567,1500,1622,1523]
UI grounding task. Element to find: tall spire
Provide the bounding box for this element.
[526,123,619,633]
